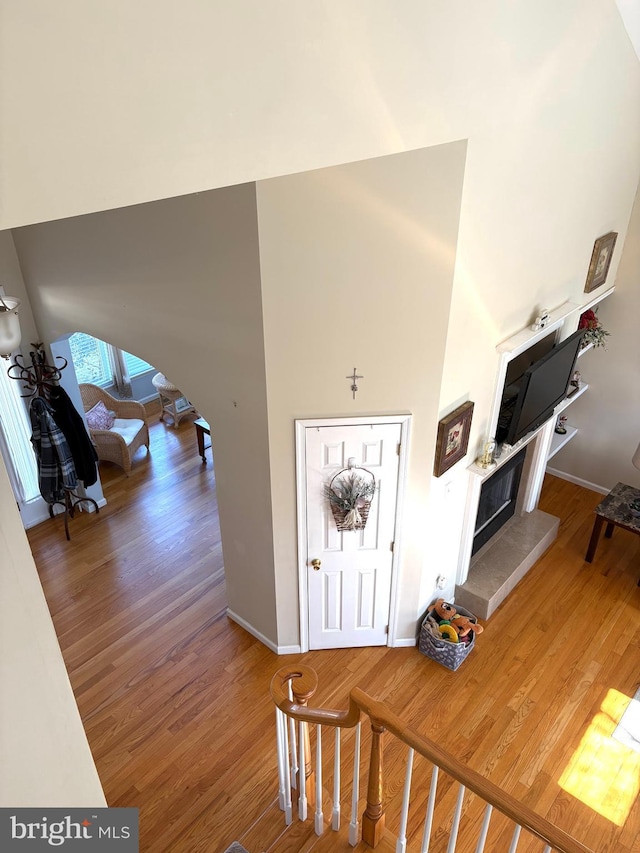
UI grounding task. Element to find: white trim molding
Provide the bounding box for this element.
[226,608,301,655]
[545,467,609,495]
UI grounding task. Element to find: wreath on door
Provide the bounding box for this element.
[324,467,377,531]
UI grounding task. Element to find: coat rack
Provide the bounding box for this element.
[8,343,99,540]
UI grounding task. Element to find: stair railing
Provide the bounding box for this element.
[271,665,594,853]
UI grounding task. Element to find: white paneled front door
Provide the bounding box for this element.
[302,421,403,650]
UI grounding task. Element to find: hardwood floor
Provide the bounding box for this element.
[27,420,640,853]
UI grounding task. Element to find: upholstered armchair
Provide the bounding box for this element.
[79,384,150,475]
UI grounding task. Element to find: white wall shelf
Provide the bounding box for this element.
[581,284,615,314]
[496,300,579,357]
[548,425,578,460]
[555,382,588,415]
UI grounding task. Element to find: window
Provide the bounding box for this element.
[0,365,39,503]
[69,333,154,388]
[122,350,154,379]
[68,333,111,386]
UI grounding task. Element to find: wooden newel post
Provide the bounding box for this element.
[291,679,315,809]
[362,721,385,847]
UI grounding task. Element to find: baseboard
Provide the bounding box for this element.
[391,637,418,648]
[226,608,412,654]
[22,496,107,529]
[226,609,301,655]
[83,498,107,513]
[23,506,55,529]
[545,467,609,495]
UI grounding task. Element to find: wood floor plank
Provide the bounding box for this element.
[26,424,640,852]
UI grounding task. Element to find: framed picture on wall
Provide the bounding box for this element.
[584,231,617,293]
[433,401,474,477]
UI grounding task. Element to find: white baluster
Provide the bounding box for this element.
[349,722,362,846]
[275,708,286,811]
[446,783,465,853]
[288,683,298,789]
[474,803,493,853]
[420,765,439,853]
[289,716,298,789]
[507,824,521,853]
[332,728,341,830]
[396,747,414,853]
[315,724,324,835]
[282,710,293,825]
[542,847,552,853]
[298,720,308,820]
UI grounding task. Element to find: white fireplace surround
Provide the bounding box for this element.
[454,288,614,618]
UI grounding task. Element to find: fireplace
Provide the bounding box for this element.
[454,300,582,620]
[456,427,560,620]
[472,447,526,556]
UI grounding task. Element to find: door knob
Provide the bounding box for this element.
[311,559,321,571]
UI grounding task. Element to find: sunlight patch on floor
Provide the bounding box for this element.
[559,689,640,826]
[613,686,640,753]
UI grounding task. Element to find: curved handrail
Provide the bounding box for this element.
[270,665,361,728]
[270,667,594,853]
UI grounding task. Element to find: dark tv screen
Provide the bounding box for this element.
[498,329,585,446]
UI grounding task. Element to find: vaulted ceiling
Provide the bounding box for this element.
[617,0,640,60]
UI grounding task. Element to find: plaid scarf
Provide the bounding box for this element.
[30,396,78,504]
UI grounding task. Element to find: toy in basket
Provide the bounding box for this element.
[419,598,483,671]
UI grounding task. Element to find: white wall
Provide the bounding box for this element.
[0,459,105,806]
[1,2,638,232]
[427,6,640,600]
[257,143,467,644]
[0,1,638,632]
[2,2,638,538]
[11,185,279,645]
[617,0,640,59]
[0,0,637,813]
[551,183,640,491]
[0,234,105,805]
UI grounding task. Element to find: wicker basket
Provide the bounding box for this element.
[418,604,478,671]
[326,466,376,532]
[329,500,372,532]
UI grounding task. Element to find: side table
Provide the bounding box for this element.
[152,373,197,428]
[585,482,640,565]
[194,418,211,464]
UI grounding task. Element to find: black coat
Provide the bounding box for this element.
[48,385,98,488]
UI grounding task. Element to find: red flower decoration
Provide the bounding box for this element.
[578,309,598,330]
[578,307,609,348]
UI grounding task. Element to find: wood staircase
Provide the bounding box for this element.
[264,665,596,853]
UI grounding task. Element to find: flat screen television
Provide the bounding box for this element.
[496,329,585,446]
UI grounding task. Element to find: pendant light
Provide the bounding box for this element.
[0,295,22,358]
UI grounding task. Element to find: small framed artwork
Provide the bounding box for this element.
[584,231,617,293]
[434,401,474,477]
